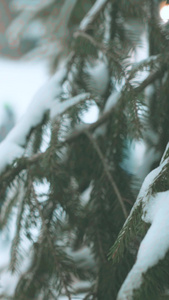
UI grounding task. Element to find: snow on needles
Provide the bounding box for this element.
[117,157,169,299]
[0,67,90,174]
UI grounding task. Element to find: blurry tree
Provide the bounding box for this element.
[1,0,169,299]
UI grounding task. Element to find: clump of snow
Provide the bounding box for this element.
[0,67,66,174]
[81,102,99,124]
[50,93,90,120]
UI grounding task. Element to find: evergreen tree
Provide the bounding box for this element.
[1,0,169,299]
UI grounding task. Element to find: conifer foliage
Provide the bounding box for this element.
[1,0,169,299]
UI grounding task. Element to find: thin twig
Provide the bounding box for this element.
[85,131,128,219]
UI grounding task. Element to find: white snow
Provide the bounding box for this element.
[81,103,99,124]
[50,92,90,120]
[80,0,107,31]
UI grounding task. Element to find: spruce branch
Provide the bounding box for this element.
[85,131,128,219]
[0,152,43,186]
[65,68,165,143]
[0,187,20,229]
[32,184,72,300]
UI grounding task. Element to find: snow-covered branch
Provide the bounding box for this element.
[0,68,65,173]
[114,154,169,299]
[0,66,91,174]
